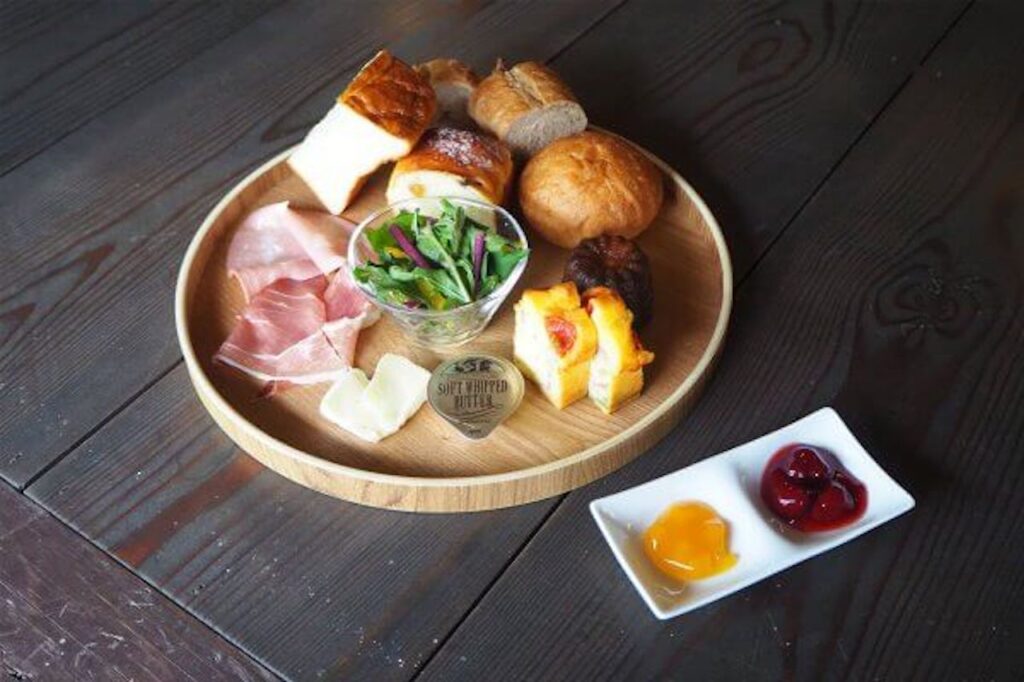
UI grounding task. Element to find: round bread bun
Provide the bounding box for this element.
[518,130,664,248]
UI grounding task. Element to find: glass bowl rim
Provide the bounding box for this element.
[346,196,530,319]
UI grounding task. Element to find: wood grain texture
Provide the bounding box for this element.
[1,0,961,487]
[0,482,275,681]
[0,0,623,487]
[177,140,729,511]
[0,0,82,52]
[1,1,169,101]
[15,3,629,678]
[17,1,981,680]
[0,0,281,176]
[417,3,1024,680]
[27,368,560,680]
[549,0,969,273]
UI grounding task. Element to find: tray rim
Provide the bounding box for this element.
[174,133,733,506]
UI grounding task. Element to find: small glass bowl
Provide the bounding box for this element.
[347,196,529,348]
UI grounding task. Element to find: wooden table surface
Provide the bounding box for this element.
[2,1,1022,679]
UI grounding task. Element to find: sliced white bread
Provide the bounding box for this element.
[288,50,436,214]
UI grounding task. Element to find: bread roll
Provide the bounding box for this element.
[415,58,479,125]
[469,61,587,157]
[386,127,513,205]
[519,131,664,248]
[289,50,436,214]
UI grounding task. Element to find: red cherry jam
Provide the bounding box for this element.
[760,444,867,532]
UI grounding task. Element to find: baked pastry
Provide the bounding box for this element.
[289,50,436,214]
[415,58,479,125]
[513,282,597,409]
[582,287,654,414]
[468,60,587,157]
[386,127,513,205]
[565,236,653,327]
[519,130,664,248]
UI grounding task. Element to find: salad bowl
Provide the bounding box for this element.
[348,197,529,348]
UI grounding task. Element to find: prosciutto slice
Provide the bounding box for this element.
[216,202,376,388]
[322,267,380,365]
[215,276,343,384]
[226,202,356,301]
[215,270,377,385]
[324,266,378,324]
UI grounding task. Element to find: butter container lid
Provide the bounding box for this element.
[427,354,524,440]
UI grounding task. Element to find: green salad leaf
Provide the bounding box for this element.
[351,265,418,307]
[353,201,527,311]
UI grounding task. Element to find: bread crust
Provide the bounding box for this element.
[341,50,436,143]
[415,58,480,90]
[390,127,513,204]
[416,58,479,125]
[469,61,583,143]
[519,131,664,248]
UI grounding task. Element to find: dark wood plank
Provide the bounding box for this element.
[22,2,974,680]
[0,0,83,52]
[0,0,281,176]
[417,3,1024,680]
[18,4,625,679]
[1,0,622,486]
[0,482,276,681]
[0,0,963,488]
[28,366,557,681]
[549,0,968,274]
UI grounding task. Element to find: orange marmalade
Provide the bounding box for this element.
[642,502,738,581]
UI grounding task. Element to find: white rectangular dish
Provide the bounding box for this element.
[590,407,915,620]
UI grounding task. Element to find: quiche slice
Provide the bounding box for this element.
[513,282,597,409]
[582,286,655,414]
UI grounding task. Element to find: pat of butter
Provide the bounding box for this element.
[363,354,432,433]
[319,354,431,443]
[319,369,387,442]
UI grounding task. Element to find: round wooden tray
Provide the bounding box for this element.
[175,135,731,512]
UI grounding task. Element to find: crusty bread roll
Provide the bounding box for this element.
[519,131,664,248]
[386,127,513,205]
[469,61,587,157]
[289,50,435,214]
[415,58,479,125]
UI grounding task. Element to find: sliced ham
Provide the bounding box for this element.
[216,204,376,389]
[324,266,379,325]
[215,270,377,386]
[226,202,356,301]
[321,268,380,367]
[321,316,365,367]
[215,276,348,384]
